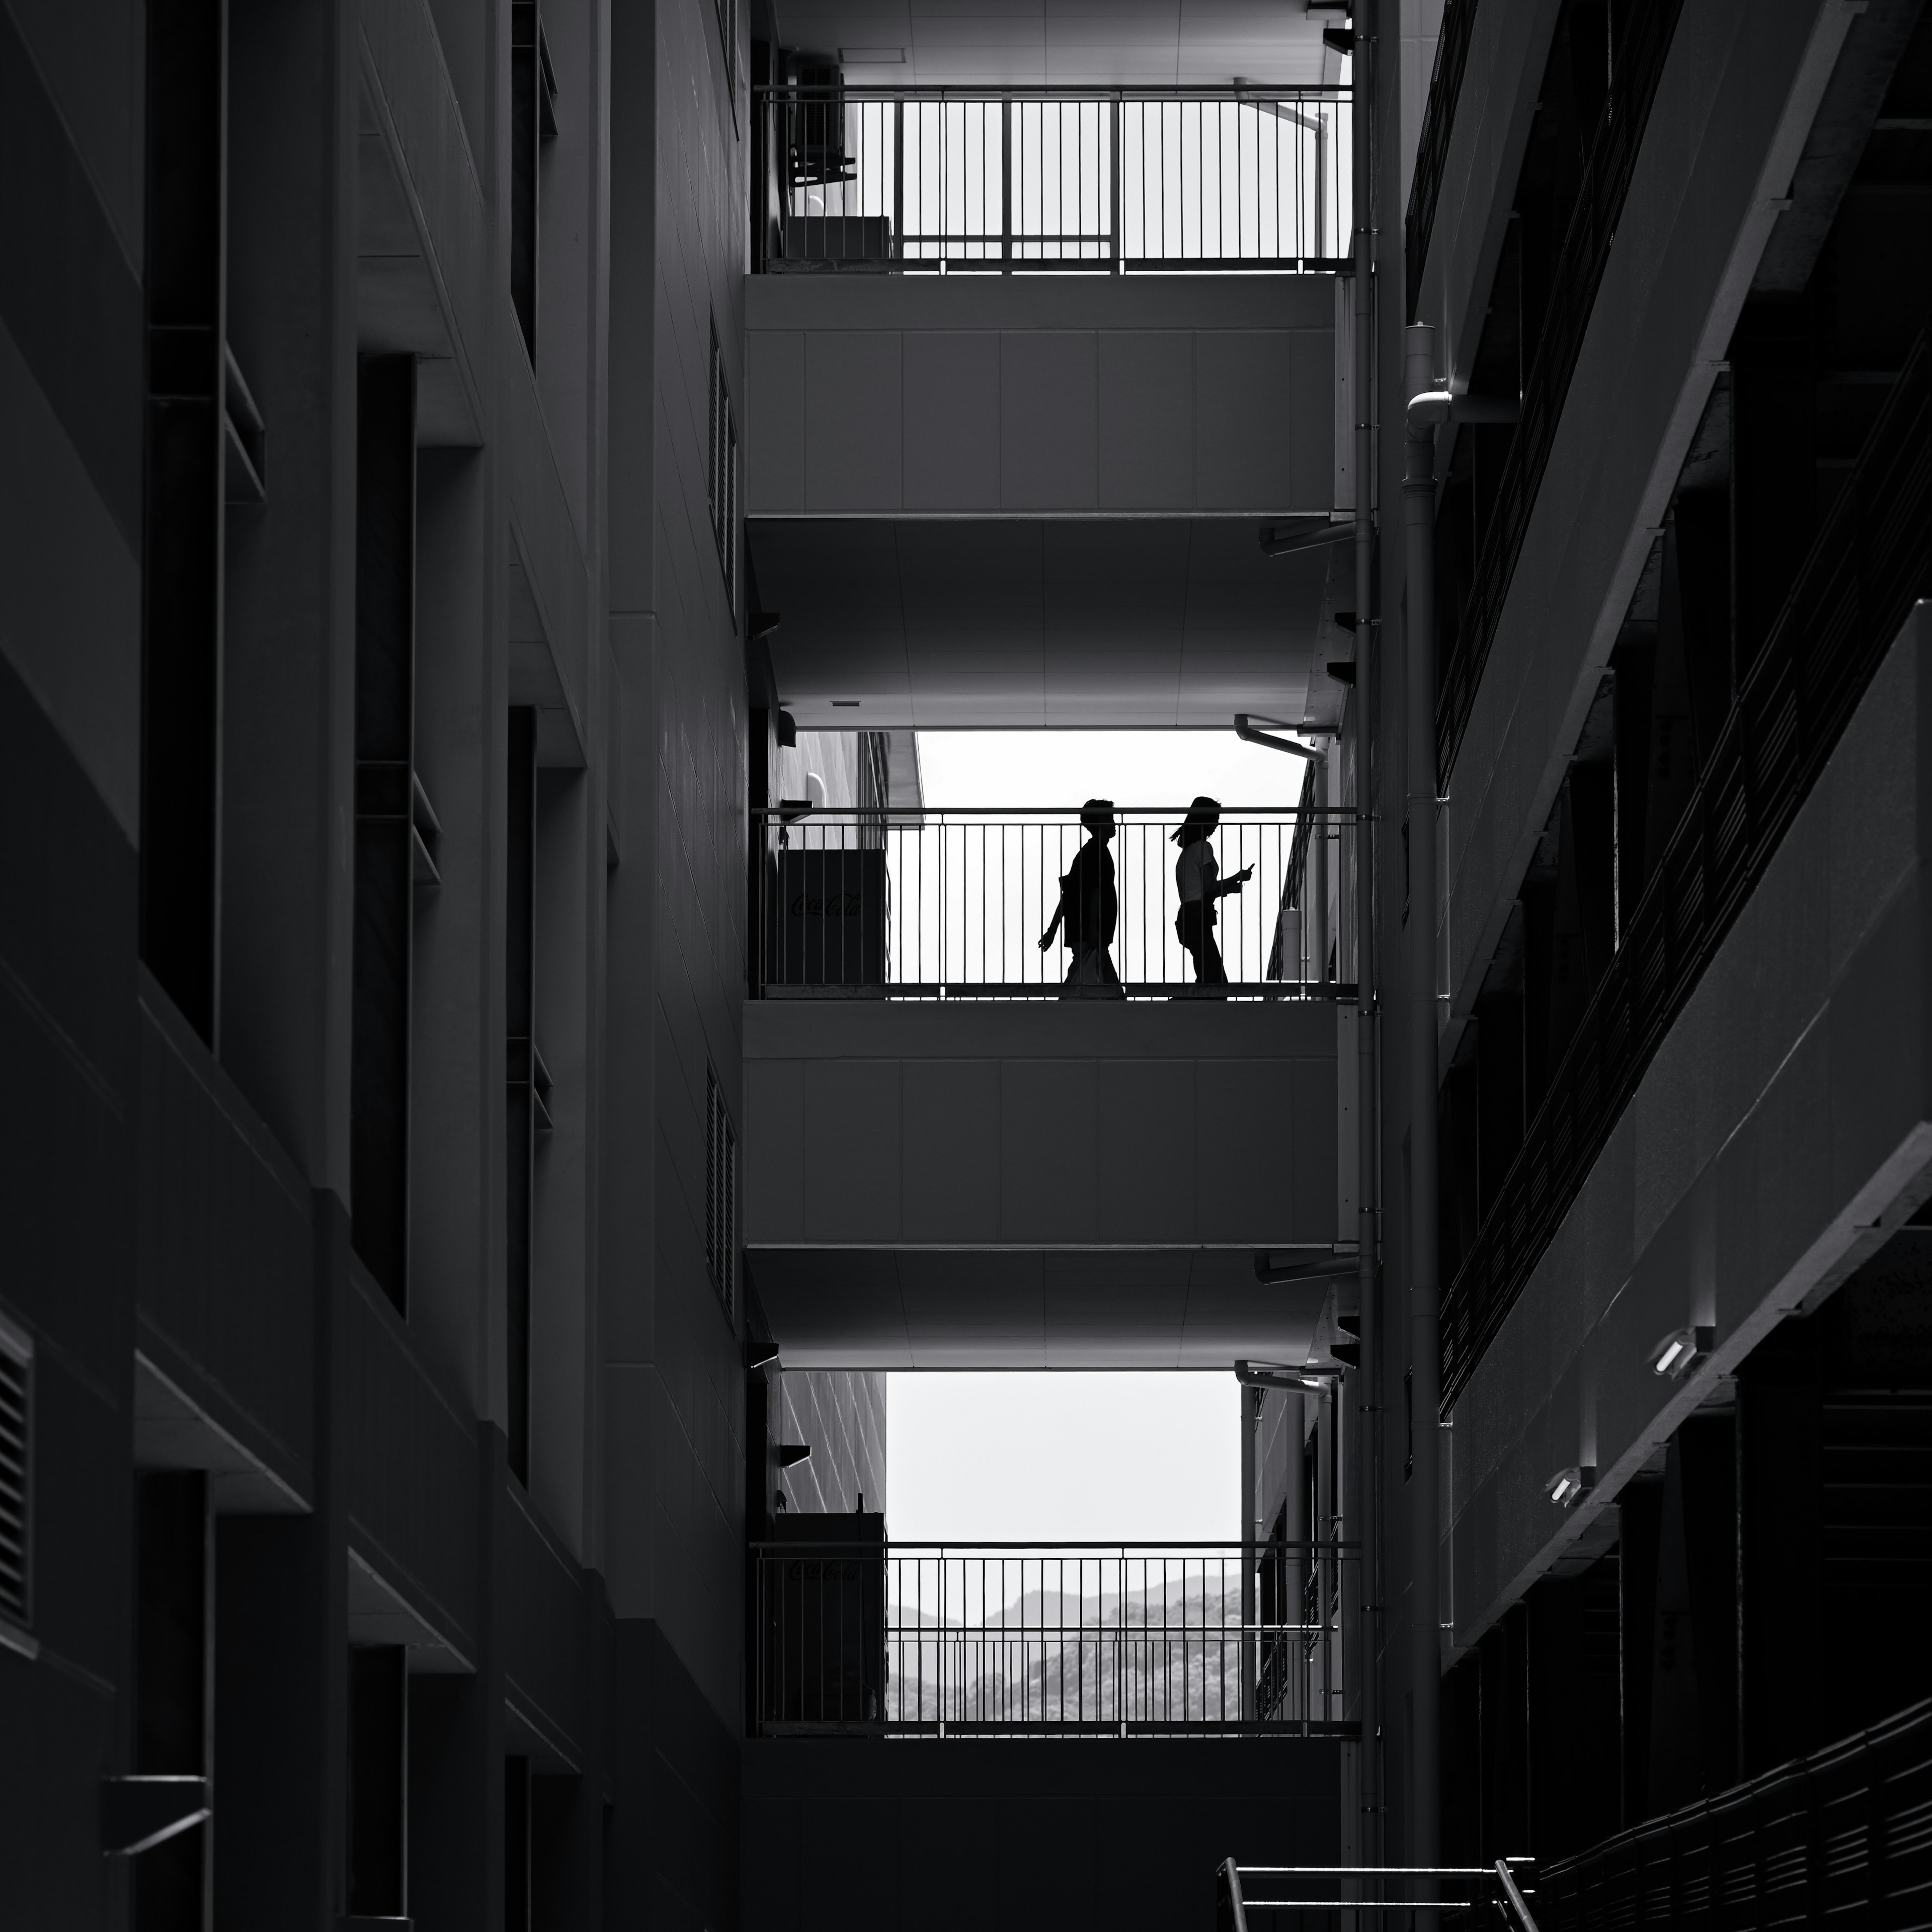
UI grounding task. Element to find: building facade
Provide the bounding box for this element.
[9,0,1932,1923]
[1386,0,1932,1906]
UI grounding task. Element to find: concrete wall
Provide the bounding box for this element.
[1445,606,1932,1650]
[742,1738,1342,1932]
[1433,0,1861,1032]
[745,274,1336,518]
[1406,0,1554,385]
[745,1000,1341,1251]
[0,0,755,1913]
[774,1371,889,1516]
[599,25,756,1932]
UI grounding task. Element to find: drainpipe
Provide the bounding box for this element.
[1241,1381,1257,1721]
[1350,14,1382,1879]
[1403,322,1442,1911]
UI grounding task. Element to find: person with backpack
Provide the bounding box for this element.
[1038,800,1125,998]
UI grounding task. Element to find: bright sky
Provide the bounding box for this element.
[878,731,1280,1543]
[885,1371,1240,1543]
[915,727,1313,813]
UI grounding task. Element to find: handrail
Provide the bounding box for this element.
[1434,0,1686,783]
[757,1541,1358,1736]
[755,83,1349,273]
[755,1539,1362,1550]
[1440,334,1932,1412]
[751,804,1362,819]
[1219,1859,1537,1913]
[754,82,1350,100]
[1403,0,1479,319]
[1496,1859,1541,1932]
[1536,1695,1932,1929]
[751,805,1350,996]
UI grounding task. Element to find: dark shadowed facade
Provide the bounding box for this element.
[7,0,1932,1925]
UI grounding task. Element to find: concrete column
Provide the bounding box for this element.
[599,0,659,1624]
[218,0,360,1193]
[408,1426,509,1930]
[1350,0,1382,1873]
[212,1196,353,1927]
[412,446,505,1419]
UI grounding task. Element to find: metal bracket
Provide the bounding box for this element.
[101,1776,211,1858]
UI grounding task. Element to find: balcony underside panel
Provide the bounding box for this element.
[748,1244,1331,1368]
[750,514,1346,728]
[745,998,1343,1364]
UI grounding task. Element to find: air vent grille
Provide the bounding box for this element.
[0,1325,30,1628]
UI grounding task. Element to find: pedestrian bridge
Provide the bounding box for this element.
[741,994,1353,1369]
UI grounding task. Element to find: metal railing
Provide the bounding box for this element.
[1434,0,1686,783]
[1536,1695,1932,1931]
[1404,0,1479,319]
[1218,1860,1540,1931]
[757,85,1350,273]
[752,805,1353,999]
[753,1540,1357,1737]
[1440,336,1932,1414]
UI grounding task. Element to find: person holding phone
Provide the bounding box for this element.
[1172,796,1251,991]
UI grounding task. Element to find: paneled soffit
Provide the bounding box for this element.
[747,1247,1335,1371]
[749,515,1354,729]
[769,0,1343,88]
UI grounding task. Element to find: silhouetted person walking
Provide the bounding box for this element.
[1172,796,1251,991]
[1040,800,1124,998]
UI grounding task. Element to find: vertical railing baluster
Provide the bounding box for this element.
[893,98,904,262]
[1124,97,1133,262]
[1001,98,1012,271]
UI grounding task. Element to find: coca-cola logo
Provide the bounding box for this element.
[789,894,865,916]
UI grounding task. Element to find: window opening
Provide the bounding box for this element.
[708,323,739,611]
[706,1068,737,1322]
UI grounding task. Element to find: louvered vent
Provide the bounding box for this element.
[0,1324,30,1628]
[705,1068,737,1324]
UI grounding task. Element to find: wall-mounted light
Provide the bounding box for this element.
[1259,519,1354,559]
[748,1339,781,1370]
[1546,1464,1595,1508]
[778,1443,812,1468]
[1405,388,1522,436]
[1650,1325,1715,1379]
[1237,1359,1339,1395]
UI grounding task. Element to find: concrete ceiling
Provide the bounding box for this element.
[747,1247,1336,1368]
[749,514,1355,729]
[771,0,1346,89]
